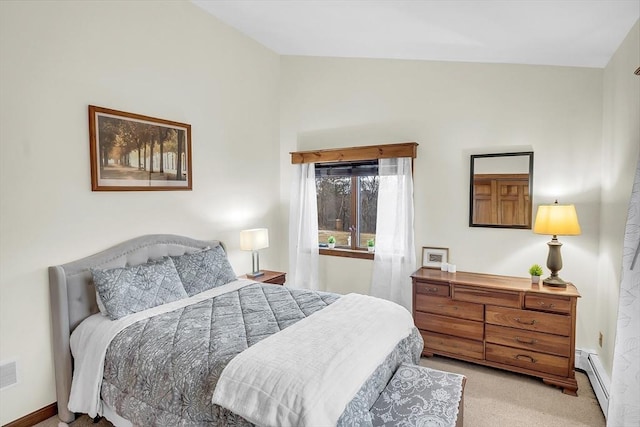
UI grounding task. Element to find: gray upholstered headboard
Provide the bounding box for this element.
[48,234,223,422]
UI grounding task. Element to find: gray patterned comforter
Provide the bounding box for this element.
[101,283,423,426]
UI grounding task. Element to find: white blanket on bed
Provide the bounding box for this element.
[68,279,256,418]
[211,293,415,427]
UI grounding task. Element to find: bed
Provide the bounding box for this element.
[49,234,426,426]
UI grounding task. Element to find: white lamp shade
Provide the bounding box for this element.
[533,203,581,236]
[240,228,269,251]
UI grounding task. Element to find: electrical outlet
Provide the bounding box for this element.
[598,332,603,347]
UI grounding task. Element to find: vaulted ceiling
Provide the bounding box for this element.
[193,0,639,68]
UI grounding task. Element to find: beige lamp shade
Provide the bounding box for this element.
[533,203,581,236]
[240,228,269,251]
[533,201,580,287]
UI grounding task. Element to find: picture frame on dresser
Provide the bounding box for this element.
[89,105,192,191]
[421,247,449,269]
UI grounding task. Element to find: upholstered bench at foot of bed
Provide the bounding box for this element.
[370,363,466,427]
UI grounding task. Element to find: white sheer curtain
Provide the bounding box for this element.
[370,158,416,311]
[608,157,640,426]
[289,163,320,290]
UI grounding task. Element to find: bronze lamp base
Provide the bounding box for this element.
[543,275,568,288]
[544,236,568,288]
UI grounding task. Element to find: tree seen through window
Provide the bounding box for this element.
[316,162,378,249]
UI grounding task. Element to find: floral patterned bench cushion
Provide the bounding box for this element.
[370,363,465,427]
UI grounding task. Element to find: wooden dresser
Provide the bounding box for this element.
[411,267,580,395]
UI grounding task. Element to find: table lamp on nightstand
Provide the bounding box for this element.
[533,200,581,288]
[240,228,269,278]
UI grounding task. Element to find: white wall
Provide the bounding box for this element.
[598,21,640,376]
[1,1,636,422]
[279,56,604,354]
[0,1,280,423]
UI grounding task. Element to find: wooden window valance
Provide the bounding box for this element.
[290,142,418,164]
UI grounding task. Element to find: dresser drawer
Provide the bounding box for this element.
[454,285,520,308]
[415,281,450,297]
[485,324,571,357]
[486,343,569,377]
[422,331,484,360]
[415,295,484,321]
[525,294,572,314]
[415,312,484,341]
[486,305,571,336]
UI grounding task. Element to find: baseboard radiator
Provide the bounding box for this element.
[575,348,610,418]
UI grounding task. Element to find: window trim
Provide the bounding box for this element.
[290,142,418,164]
[291,142,418,260]
[319,247,374,260]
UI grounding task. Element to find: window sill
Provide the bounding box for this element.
[319,248,374,260]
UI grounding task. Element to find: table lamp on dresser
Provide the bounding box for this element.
[533,200,581,287]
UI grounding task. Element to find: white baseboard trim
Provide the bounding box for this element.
[575,348,610,418]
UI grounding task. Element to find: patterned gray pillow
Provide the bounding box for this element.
[91,257,188,320]
[171,245,237,296]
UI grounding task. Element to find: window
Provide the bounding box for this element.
[316,161,379,250]
[290,142,418,259]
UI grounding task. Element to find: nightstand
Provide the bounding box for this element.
[240,270,286,285]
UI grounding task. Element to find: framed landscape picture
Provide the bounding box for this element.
[89,105,192,191]
[421,246,449,269]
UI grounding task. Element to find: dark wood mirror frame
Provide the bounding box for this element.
[469,152,534,229]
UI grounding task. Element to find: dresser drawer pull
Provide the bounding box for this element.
[437,304,458,310]
[515,317,537,325]
[515,337,537,345]
[426,287,439,293]
[515,354,537,363]
[538,302,555,308]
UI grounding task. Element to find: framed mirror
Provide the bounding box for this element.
[469,152,534,229]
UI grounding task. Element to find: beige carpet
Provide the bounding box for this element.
[36,356,605,427]
[424,356,605,427]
